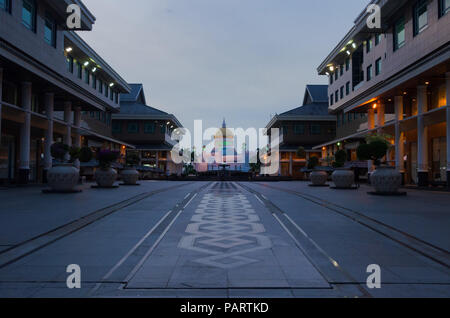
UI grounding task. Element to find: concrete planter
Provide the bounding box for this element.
[47,163,79,192]
[370,166,402,194]
[332,168,355,189]
[121,168,139,185]
[94,168,117,188]
[310,170,328,186]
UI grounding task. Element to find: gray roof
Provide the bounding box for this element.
[279,102,330,117]
[304,85,329,103]
[119,102,169,116]
[120,83,145,103]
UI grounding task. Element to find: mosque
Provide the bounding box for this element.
[195,119,251,173]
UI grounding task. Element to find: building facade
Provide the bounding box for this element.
[112,84,184,176]
[266,85,336,178]
[0,0,132,184]
[316,0,450,188]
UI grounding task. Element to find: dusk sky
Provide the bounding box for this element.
[79,0,367,134]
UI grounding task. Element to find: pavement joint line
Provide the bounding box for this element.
[255,182,450,269]
[237,182,373,298]
[88,182,211,297]
[0,183,190,269]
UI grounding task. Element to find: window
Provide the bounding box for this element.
[161,125,166,134]
[375,34,382,46]
[115,92,119,104]
[335,90,339,103]
[394,17,405,51]
[110,90,114,101]
[340,64,344,76]
[144,123,155,134]
[22,0,36,31]
[335,71,338,81]
[90,111,95,118]
[66,56,74,73]
[282,126,288,136]
[76,62,82,79]
[0,0,11,13]
[92,74,97,89]
[294,124,305,135]
[346,82,350,95]
[330,74,334,85]
[342,112,346,125]
[44,12,56,47]
[375,58,382,76]
[99,80,103,93]
[348,113,352,122]
[106,113,111,126]
[310,124,321,135]
[439,0,450,17]
[366,37,373,53]
[330,94,334,106]
[340,86,344,99]
[413,0,428,36]
[367,65,373,81]
[84,69,90,85]
[345,58,350,71]
[112,121,122,133]
[95,112,101,120]
[127,123,139,133]
[104,83,108,97]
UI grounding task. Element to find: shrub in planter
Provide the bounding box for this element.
[331,150,354,189]
[357,135,401,194]
[95,150,120,187]
[121,152,140,185]
[47,143,79,192]
[308,156,327,186]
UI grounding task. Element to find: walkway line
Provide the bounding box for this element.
[88,210,173,295]
[254,194,265,206]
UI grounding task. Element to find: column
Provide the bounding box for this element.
[289,152,293,176]
[19,82,32,184]
[446,72,450,189]
[377,104,385,133]
[43,93,54,183]
[63,102,72,161]
[156,151,159,171]
[367,108,376,176]
[368,108,375,130]
[417,85,428,187]
[395,96,405,184]
[0,68,3,143]
[73,106,82,169]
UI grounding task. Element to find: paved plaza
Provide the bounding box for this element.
[0,181,449,298]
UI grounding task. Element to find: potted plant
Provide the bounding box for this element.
[357,134,402,194]
[79,147,93,163]
[94,149,120,188]
[331,150,355,189]
[46,143,80,192]
[309,156,328,186]
[121,152,140,185]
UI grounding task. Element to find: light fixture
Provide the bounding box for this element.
[372,103,377,109]
[109,83,114,87]
[166,121,170,125]
[425,81,430,85]
[325,72,330,76]
[322,147,326,151]
[403,91,407,95]
[65,47,73,53]
[329,65,335,72]
[92,67,97,73]
[83,61,89,67]
[346,50,351,56]
[352,43,357,49]
[388,99,392,102]
[337,142,342,147]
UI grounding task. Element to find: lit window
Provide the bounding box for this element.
[394,17,405,51]
[413,0,428,36]
[366,37,373,53]
[375,34,382,46]
[66,56,74,73]
[44,13,56,47]
[22,0,36,31]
